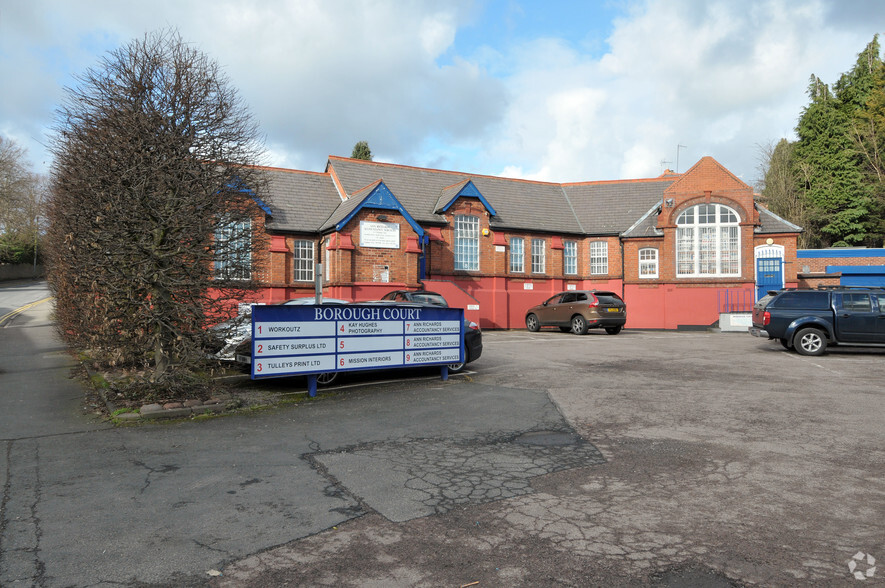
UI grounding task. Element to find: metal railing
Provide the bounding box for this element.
[718,289,753,313]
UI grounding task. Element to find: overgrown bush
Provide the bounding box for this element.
[46,29,269,394]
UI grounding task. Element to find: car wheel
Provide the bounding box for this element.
[605,326,622,335]
[794,328,826,356]
[446,361,466,373]
[526,314,540,332]
[316,372,339,385]
[571,315,588,335]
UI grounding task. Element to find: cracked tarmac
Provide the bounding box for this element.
[2,309,884,587]
[311,430,605,522]
[214,331,884,587]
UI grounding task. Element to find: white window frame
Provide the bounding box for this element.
[510,236,525,273]
[214,217,251,280]
[563,241,577,275]
[531,238,545,274]
[293,239,315,282]
[676,204,741,277]
[590,241,608,275]
[639,248,658,278]
[454,215,480,271]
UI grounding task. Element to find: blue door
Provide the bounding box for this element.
[756,257,783,300]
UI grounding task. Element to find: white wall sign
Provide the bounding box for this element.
[495,245,505,253]
[524,283,533,290]
[360,221,400,249]
[730,314,752,327]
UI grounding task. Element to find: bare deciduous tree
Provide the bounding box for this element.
[46,29,269,392]
[0,136,44,264]
[757,139,814,247]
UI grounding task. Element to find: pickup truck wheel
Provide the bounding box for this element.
[794,328,826,356]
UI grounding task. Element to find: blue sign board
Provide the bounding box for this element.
[250,305,464,386]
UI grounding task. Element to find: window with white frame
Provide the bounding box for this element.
[510,236,524,273]
[676,204,740,276]
[639,248,658,278]
[293,239,314,282]
[564,241,577,275]
[590,241,608,275]
[454,215,480,271]
[531,238,545,273]
[214,217,251,280]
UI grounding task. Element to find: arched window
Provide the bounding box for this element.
[639,248,658,278]
[676,204,740,276]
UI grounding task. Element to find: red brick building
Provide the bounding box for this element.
[238,155,803,330]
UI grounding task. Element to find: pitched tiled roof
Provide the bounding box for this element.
[319,180,378,232]
[261,167,342,233]
[328,157,585,235]
[756,205,804,234]
[262,156,801,238]
[621,203,664,238]
[563,179,675,235]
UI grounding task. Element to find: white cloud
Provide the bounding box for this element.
[0,0,881,187]
[482,0,882,183]
[0,0,505,173]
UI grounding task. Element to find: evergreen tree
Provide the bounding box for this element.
[351,140,373,161]
[794,75,872,246]
[848,36,885,241]
[760,37,885,247]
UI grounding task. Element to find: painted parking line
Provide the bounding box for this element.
[0,297,53,327]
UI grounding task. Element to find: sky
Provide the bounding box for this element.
[0,0,882,186]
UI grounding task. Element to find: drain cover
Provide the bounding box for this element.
[514,431,580,446]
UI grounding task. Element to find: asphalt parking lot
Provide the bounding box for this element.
[216,328,884,587]
[3,294,882,587]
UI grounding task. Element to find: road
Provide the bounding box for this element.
[1,280,882,586]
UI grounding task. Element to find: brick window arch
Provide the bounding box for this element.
[676,203,740,276]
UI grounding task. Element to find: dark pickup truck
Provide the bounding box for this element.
[749,287,885,356]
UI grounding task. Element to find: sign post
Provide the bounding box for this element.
[250,304,464,396]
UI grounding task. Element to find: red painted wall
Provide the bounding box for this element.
[623,284,755,329]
